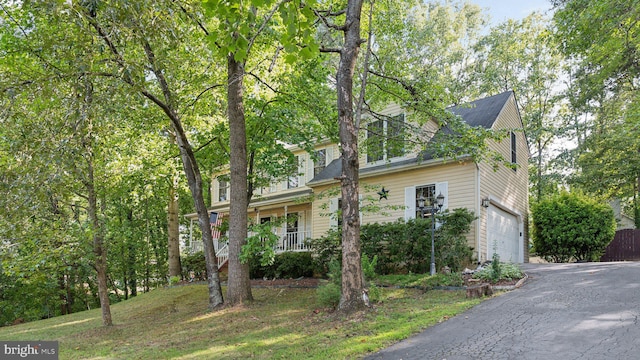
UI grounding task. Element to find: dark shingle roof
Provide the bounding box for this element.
[449,91,513,129]
[307,91,514,184]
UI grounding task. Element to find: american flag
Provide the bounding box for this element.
[210,212,224,240]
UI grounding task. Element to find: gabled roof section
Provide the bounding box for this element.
[307,91,516,186]
[309,158,342,183]
[448,90,513,129]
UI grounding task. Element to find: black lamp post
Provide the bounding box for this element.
[417,192,445,276]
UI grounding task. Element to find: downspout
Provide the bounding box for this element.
[476,163,482,264]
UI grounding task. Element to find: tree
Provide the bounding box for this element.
[202,0,320,305]
[317,0,367,312]
[472,13,564,201]
[553,0,640,221]
[74,0,226,309]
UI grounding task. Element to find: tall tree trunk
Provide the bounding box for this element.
[337,0,366,312]
[168,174,182,279]
[226,55,253,305]
[87,162,113,326]
[172,126,224,309]
[79,78,112,326]
[141,38,223,309]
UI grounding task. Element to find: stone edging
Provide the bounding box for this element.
[490,272,529,291]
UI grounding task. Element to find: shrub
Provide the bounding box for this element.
[532,192,616,262]
[249,252,314,279]
[316,260,342,308]
[316,283,341,308]
[181,251,206,281]
[307,228,341,275]
[309,208,475,276]
[473,262,523,283]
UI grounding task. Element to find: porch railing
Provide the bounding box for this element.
[275,231,311,252]
[188,230,312,268]
[216,244,229,269]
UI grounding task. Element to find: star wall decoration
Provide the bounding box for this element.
[377,187,389,201]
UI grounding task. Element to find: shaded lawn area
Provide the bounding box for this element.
[0,285,483,359]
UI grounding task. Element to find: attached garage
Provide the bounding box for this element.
[487,205,522,263]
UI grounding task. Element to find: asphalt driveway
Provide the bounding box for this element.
[365,262,640,360]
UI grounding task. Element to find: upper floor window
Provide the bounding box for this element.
[510,131,517,169]
[366,114,405,163]
[314,149,327,177]
[288,155,300,189]
[217,176,229,201]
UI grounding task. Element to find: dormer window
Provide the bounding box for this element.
[366,114,405,163]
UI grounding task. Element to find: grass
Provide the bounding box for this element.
[0,284,484,359]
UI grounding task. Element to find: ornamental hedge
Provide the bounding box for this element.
[309,208,476,275]
[532,192,616,263]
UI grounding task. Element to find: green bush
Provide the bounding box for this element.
[249,252,314,279]
[181,251,206,281]
[316,260,342,308]
[310,208,475,276]
[532,192,616,262]
[307,228,342,275]
[473,262,523,283]
[316,283,341,308]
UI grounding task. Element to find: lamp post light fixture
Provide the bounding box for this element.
[417,192,445,276]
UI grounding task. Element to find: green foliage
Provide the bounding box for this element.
[310,209,475,276]
[473,262,523,283]
[308,228,342,274]
[249,252,314,279]
[361,255,378,282]
[532,192,616,262]
[241,219,282,267]
[421,273,465,289]
[181,252,207,281]
[315,260,342,309]
[315,282,342,310]
[490,252,502,282]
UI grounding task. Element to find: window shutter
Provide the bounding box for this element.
[329,198,339,228]
[435,182,448,211]
[213,179,219,203]
[404,186,416,221]
[304,153,313,184]
[326,146,334,162]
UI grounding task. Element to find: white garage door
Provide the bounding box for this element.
[487,206,520,263]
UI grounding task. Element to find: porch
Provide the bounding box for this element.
[188,230,313,269]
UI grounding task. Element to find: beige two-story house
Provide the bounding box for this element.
[189,90,530,267]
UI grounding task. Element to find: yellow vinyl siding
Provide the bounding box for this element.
[311,161,479,246]
[478,95,529,262]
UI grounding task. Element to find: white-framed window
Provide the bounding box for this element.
[404,182,448,220]
[366,113,406,163]
[288,155,301,189]
[414,184,436,218]
[314,149,327,177]
[217,176,229,202]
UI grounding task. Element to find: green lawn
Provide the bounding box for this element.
[0,284,483,359]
